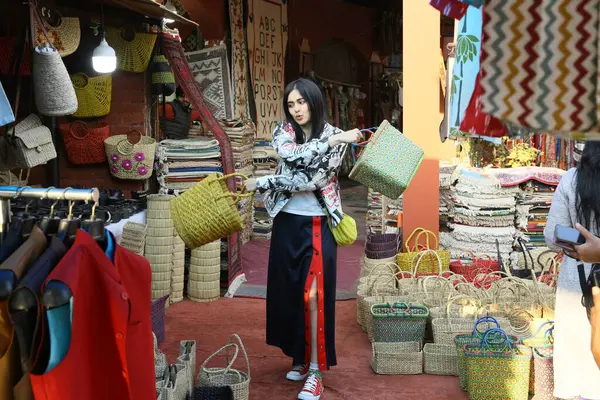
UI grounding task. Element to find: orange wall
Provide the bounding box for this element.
[402,0,454,247]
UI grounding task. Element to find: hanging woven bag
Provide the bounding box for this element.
[105,26,157,73]
[170,173,255,249]
[104,129,156,180]
[349,120,424,199]
[33,11,80,57]
[70,73,112,118]
[60,121,109,164]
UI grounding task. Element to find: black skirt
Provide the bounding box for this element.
[266,212,337,369]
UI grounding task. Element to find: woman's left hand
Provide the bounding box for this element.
[568,223,600,263]
[245,178,258,192]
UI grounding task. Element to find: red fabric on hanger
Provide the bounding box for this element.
[30,231,155,400]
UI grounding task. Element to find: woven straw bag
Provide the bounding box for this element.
[8,114,57,168]
[371,341,423,375]
[170,173,255,249]
[60,121,109,164]
[71,73,112,118]
[33,13,80,57]
[349,120,424,199]
[397,228,450,274]
[105,27,157,73]
[32,46,78,116]
[197,334,250,400]
[104,130,156,180]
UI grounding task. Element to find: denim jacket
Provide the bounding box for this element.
[256,121,347,227]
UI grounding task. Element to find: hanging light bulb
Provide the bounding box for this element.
[92,36,116,73]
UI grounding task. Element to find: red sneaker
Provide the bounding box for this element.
[298,371,324,400]
[286,364,309,381]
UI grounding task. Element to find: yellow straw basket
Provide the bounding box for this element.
[170,173,255,249]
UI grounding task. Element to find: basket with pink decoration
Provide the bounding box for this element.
[104,129,156,180]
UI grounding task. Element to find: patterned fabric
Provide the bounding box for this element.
[449,5,483,139]
[185,44,235,120]
[480,1,599,133]
[349,120,424,200]
[256,121,347,228]
[429,0,469,20]
[488,166,565,187]
[464,344,532,399]
[533,346,555,400]
[228,0,251,119]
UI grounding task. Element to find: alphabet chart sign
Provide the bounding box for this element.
[247,0,288,139]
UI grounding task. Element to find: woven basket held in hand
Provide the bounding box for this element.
[33,14,80,57]
[104,130,156,180]
[197,334,250,400]
[71,73,112,118]
[349,119,424,199]
[32,46,78,117]
[105,27,157,73]
[170,173,255,249]
[60,121,109,164]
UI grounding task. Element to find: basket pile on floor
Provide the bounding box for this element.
[155,332,197,400]
[187,240,221,302]
[170,231,186,304]
[120,221,146,255]
[146,194,175,301]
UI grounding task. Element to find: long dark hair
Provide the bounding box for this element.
[576,141,600,232]
[283,78,326,144]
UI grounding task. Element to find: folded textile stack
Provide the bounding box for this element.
[439,163,458,232]
[382,196,402,234]
[252,140,278,240]
[120,222,146,256]
[492,167,565,270]
[440,167,520,261]
[157,137,222,192]
[366,189,384,235]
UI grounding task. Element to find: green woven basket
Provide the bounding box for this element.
[349,120,424,199]
[371,302,429,343]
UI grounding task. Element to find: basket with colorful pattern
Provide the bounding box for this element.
[464,328,532,400]
[454,317,519,392]
[349,120,424,199]
[522,321,554,397]
[371,302,429,343]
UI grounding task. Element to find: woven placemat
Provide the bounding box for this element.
[150,262,172,273]
[147,236,174,247]
[152,280,171,291]
[147,227,175,237]
[145,244,174,255]
[152,271,172,282]
[189,271,220,283]
[147,208,175,220]
[189,255,220,268]
[147,217,175,229]
[147,194,174,211]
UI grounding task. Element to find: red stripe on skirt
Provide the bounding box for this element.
[303,216,327,370]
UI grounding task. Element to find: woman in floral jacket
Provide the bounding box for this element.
[246,78,361,400]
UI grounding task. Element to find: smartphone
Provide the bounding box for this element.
[554,225,585,251]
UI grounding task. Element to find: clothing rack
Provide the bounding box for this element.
[0,186,99,245]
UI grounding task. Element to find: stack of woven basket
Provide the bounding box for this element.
[187,240,221,302]
[120,221,146,256]
[145,194,175,301]
[170,231,186,304]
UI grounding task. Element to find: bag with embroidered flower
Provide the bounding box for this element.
[104,130,156,180]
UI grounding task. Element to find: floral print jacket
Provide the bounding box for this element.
[256,121,347,227]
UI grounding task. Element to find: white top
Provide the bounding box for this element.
[281,191,325,217]
[544,167,600,399]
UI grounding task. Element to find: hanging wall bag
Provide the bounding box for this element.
[33,11,80,57]
[31,3,78,117]
[105,26,157,73]
[151,33,176,96]
[349,120,424,199]
[104,130,156,180]
[60,121,109,164]
[10,114,57,168]
[70,73,112,118]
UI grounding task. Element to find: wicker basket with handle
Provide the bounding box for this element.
[104,129,156,180]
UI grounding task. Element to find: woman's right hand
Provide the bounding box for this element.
[329,129,363,147]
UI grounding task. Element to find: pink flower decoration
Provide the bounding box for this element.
[111,165,119,174]
[134,152,145,162]
[111,153,120,163]
[121,160,133,170]
[137,166,148,176]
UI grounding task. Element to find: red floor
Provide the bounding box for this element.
[160,298,468,400]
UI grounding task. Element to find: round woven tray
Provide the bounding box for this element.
[146,208,174,220]
[146,217,174,229]
[189,271,220,283]
[172,252,185,262]
[171,259,185,269]
[145,244,174,255]
[190,256,221,268]
[147,194,174,211]
[147,227,175,237]
[152,280,171,291]
[173,243,186,253]
[189,265,220,276]
[150,262,172,273]
[152,271,171,282]
[146,236,173,247]
[146,254,173,264]
[188,280,220,290]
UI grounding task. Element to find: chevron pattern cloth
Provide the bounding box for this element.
[480,1,599,133]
